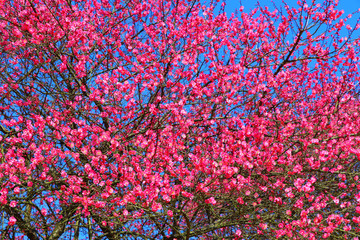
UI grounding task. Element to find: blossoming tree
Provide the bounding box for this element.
[0,0,360,239]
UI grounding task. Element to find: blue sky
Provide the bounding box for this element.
[224,0,360,15]
[222,0,360,27]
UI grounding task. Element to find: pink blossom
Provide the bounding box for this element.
[95,201,106,208]
[8,216,16,226]
[205,197,216,205]
[151,202,162,212]
[41,208,47,216]
[167,210,173,217]
[343,225,351,231]
[123,209,129,217]
[9,201,17,207]
[13,187,20,194]
[259,223,267,230]
[237,197,244,204]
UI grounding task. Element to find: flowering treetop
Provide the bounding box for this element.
[0,0,360,239]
